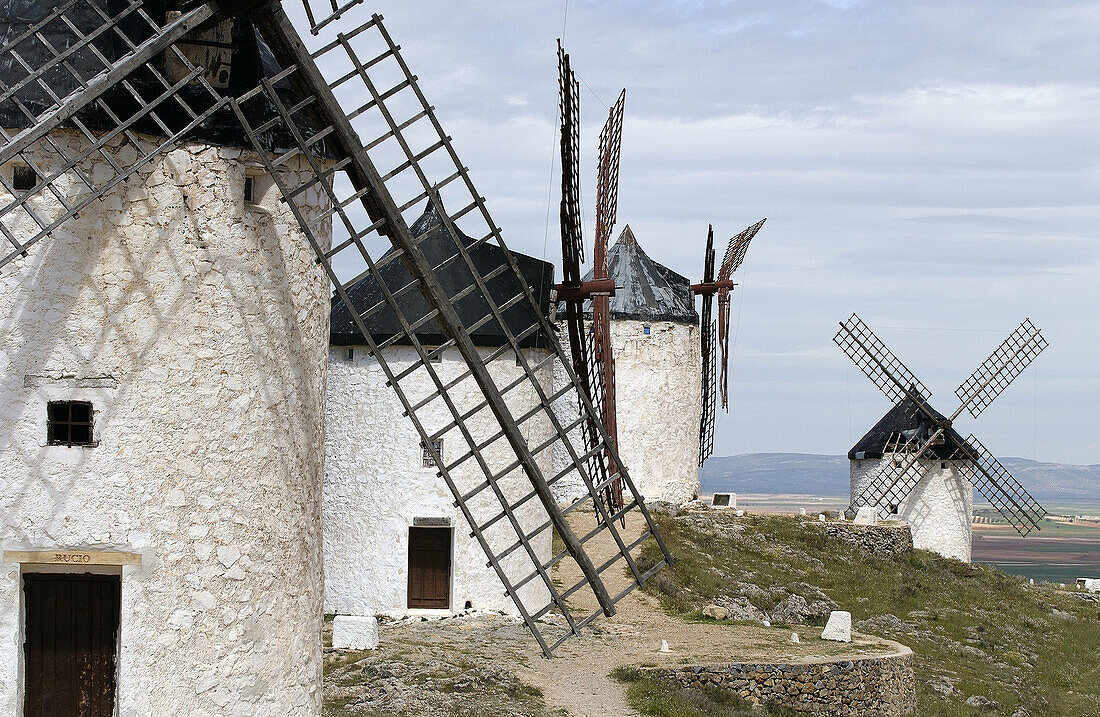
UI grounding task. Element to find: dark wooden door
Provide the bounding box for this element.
[23,573,121,717]
[407,527,451,609]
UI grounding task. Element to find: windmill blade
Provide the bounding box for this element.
[557,40,584,282]
[713,218,764,410]
[555,40,613,517]
[299,0,366,35]
[698,226,717,464]
[234,9,671,655]
[955,319,1047,419]
[0,2,227,269]
[957,435,1046,535]
[834,314,932,405]
[1,5,672,657]
[717,217,766,281]
[593,88,625,266]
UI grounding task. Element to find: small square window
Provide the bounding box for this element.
[243,175,255,204]
[47,401,94,446]
[425,347,443,363]
[643,325,651,335]
[941,462,948,470]
[345,347,355,361]
[12,164,36,193]
[422,439,443,468]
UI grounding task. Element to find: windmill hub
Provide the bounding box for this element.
[689,279,735,296]
[553,278,616,301]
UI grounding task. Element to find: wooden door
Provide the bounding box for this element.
[23,573,121,717]
[407,527,451,609]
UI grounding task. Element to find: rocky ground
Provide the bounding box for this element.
[322,509,899,717]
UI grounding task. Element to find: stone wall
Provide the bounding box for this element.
[646,647,916,716]
[323,345,554,618]
[0,133,331,715]
[820,521,913,558]
[552,318,700,506]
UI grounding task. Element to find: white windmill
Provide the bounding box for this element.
[836,315,1048,561]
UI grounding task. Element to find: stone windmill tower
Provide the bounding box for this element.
[554,226,701,505]
[0,7,333,715]
[0,2,670,714]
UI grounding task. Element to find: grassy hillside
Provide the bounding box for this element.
[635,510,1100,716]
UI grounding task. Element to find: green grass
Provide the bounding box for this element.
[634,512,1100,716]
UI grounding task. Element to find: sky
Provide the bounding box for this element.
[298,1,1100,465]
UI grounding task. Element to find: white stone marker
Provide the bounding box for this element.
[821,611,852,642]
[789,632,800,644]
[819,514,826,522]
[762,618,771,627]
[332,615,379,650]
[854,506,878,525]
[798,507,807,516]
[659,639,672,653]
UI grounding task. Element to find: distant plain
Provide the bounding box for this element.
[701,452,1100,584]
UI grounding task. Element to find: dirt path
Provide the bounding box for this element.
[517,510,896,717]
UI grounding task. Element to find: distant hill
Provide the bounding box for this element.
[700,452,1100,504]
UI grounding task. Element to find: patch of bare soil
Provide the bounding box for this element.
[516,510,898,717]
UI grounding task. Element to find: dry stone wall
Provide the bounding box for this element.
[552,318,700,506]
[820,521,913,558]
[0,132,331,716]
[322,345,554,618]
[647,647,916,716]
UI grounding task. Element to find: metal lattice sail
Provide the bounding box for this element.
[835,314,1048,535]
[0,0,672,656]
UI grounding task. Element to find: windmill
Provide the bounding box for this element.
[691,218,766,464]
[835,314,1048,560]
[0,0,671,660]
[553,41,626,517]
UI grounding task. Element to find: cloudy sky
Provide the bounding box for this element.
[304,1,1100,465]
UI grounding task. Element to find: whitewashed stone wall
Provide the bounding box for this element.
[552,319,700,506]
[323,345,554,618]
[0,131,331,716]
[850,458,974,562]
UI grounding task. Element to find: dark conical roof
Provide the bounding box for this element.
[849,397,974,461]
[330,202,555,349]
[572,226,698,324]
[0,1,318,153]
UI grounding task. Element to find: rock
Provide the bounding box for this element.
[798,508,807,516]
[703,605,730,620]
[854,614,915,636]
[927,675,956,696]
[854,506,878,525]
[965,695,999,711]
[819,514,826,522]
[659,640,671,653]
[789,632,799,644]
[714,596,767,623]
[762,619,771,627]
[821,611,851,642]
[332,615,379,650]
[769,594,833,625]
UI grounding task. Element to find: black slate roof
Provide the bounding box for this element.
[0,1,319,154]
[330,202,555,349]
[848,397,975,461]
[570,226,698,324]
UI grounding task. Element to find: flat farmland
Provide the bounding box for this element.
[973,519,1100,584]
